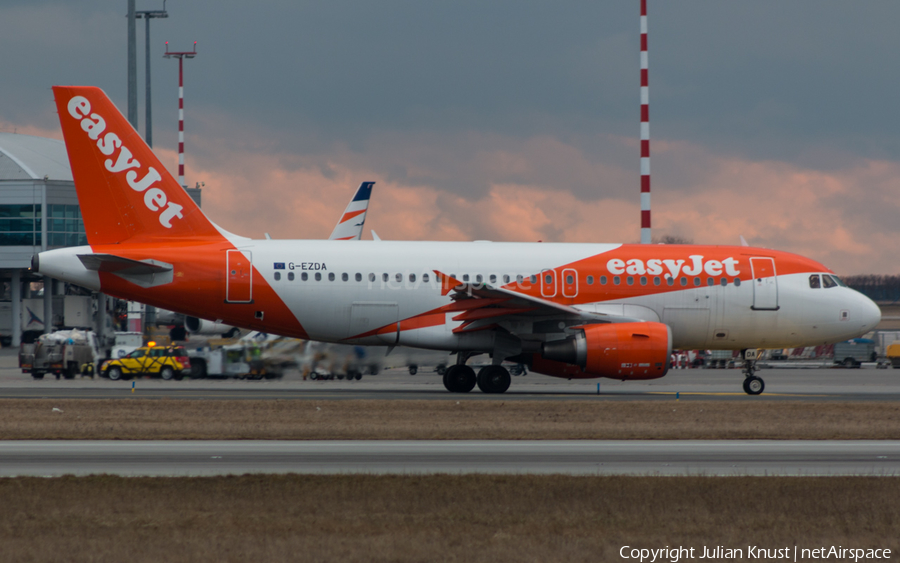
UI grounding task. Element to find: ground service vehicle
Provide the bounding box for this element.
[35,86,882,396]
[833,338,877,368]
[886,343,900,368]
[18,329,100,379]
[101,345,190,380]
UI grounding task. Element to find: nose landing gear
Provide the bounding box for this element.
[741,349,765,395]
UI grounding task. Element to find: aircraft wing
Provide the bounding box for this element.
[329,181,375,240]
[432,271,645,334]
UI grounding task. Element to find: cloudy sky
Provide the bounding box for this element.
[2,1,900,274]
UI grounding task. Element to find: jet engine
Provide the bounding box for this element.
[185,316,240,338]
[536,322,672,380]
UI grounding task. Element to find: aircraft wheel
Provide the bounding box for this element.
[743,375,764,395]
[443,365,476,393]
[409,365,418,375]
[354,372,362,381]
[435,364,447,376]
[477,365,511,394]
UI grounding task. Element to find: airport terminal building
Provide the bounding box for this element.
[0,132,84,346]
[0,132,199,347]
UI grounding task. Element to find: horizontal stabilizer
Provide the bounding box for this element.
[78,254,174,288]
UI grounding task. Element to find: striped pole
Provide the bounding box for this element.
[177,56,185,187]
[164,42,196,189]
[640,0,651,244]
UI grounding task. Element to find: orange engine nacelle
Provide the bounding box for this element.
[536,322,672,380]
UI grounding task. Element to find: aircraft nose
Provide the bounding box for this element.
[859,294,881,332]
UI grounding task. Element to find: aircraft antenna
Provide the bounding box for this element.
[164,41,197,188]
[640,0,651,244]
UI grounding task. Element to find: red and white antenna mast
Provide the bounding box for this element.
[640,0,651,244]
[164,41,197,189]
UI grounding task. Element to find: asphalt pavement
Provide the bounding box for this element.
[2,347,899,401]
[3,440,899,476]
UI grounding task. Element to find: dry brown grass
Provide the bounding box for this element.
[2,399,900,440]
[1,474,898,562]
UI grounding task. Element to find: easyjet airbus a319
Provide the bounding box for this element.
[35,86,881,394]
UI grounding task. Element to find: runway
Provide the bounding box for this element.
[3,440,900,476]
[4,349,900,401]
[2,366,900,401]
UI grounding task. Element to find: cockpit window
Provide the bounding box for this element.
[809,274,821,289]
[822,274,838,289]
[831,275,847,287]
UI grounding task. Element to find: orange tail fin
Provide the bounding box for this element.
[53,86,221,245]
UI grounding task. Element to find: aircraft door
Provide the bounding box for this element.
[562,268,578,298]
[540,269,557,297]
[750,257,778,310]
[226,250,253,303]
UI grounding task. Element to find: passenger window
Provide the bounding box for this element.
[693,277,700,287]
[707,277,714,286]
[288,272,295,281]
[356,273,362,282]
[680,277,687,286]
[587,275,594,285]
[823,275,837,289]
[342,273,349,282]
[274,272,281,281]
[315,272,322,281]
[720,277,727,287]
[640,276,647,286]
[613,276,621,285]
[502,275,509,284]
[476,274,483,283]
[328,273,335,281]
[530,275,537,284]
[410,273,416,283]
[667,277,674,286]
[463,274,470,282]
[544,274,552,284]
[809,275,821,289]
[734,278,741,287]
[368,273,375,282]
[653,276,660,286]
[395,273,402,283]
[490,274,497,284]
[600,275,607,285]
[382,273,389,282]
[301,272,308,281]
[423,273,430,283]
[626,276,634,285]
[566,275,574,284]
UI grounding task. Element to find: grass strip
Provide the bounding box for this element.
[1,399,900,440]
[1,474,898,562]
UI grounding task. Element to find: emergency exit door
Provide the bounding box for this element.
[226,250,253,303]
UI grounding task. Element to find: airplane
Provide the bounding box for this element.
[183,180,376,336]
[329,182,375,241]
[34,86,881,395]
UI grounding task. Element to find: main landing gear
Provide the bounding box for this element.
[741,349,765,395]
[442,354,511,394]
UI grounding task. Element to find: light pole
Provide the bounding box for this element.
[136,4,168,147]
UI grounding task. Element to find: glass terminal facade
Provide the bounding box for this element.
[0,204,87,247]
